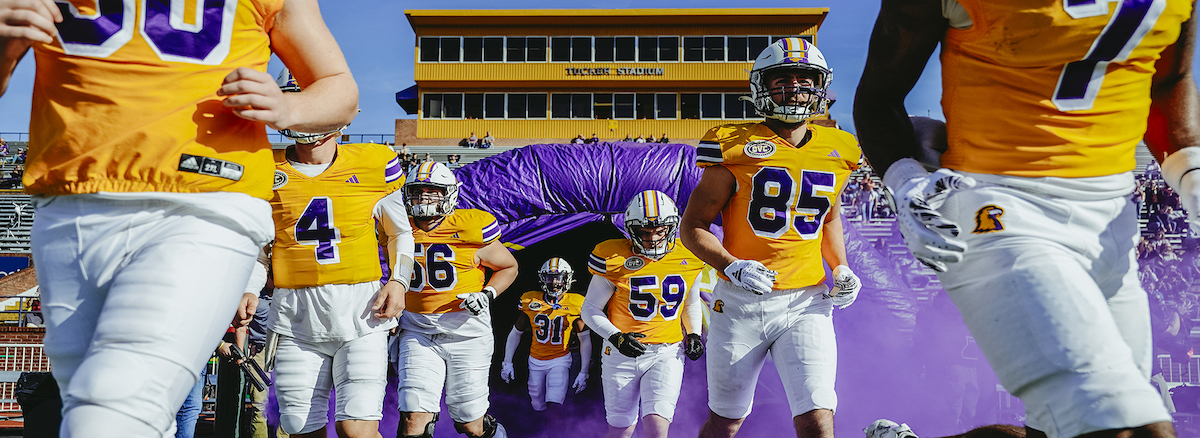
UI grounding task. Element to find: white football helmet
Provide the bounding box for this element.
[538,257,574,301]
[275,68,349,144]
[404,161,460,219]
[624,190,680,260]
[745,38,833,124]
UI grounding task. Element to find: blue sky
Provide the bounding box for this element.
[0,0,946,138]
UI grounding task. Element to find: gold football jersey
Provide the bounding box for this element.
[940,0,1192,177]
[518,291,586,360]
[588,239,704,344]
[407,209,502,314]
[270,144,404,289]
[696,123,860,290]
[27,0,285,198]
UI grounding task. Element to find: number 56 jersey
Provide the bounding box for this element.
[588,239,705,344]
[696,123,860,290]
[270,144,404,289]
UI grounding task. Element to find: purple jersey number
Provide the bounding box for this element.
[628,274,687,322]
[748,167,836,240]
[409,243,458,292]
[56,0,237,64]
[295,197,341,264]
[1053,0,1166,111]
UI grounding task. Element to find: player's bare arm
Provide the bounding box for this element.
[819,195,849,269]
[853,0,947,175]
[0,0,59,97]
[475,239,519,296]
[680,165,738,272]
[219,0,356,133]
[1147,3,1200,159]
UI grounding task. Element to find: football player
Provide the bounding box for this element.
[582,190,705,438]
[0,0,357,436]
[679,38,863,438]
[263,70,412,438]
[854,0,1198,437]
[499,257,593,412]
[395,161,518,438]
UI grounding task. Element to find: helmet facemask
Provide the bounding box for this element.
[538,257,575,302]
[625,219,679,260]
[749,66,832,124]
[747,38,834,124]
[403,161,460,220]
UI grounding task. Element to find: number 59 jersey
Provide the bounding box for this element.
[406,209,502,314]
[588,239,705,344]
[697,123,860,290]
[270,144,404,289]
[518,291,586,361]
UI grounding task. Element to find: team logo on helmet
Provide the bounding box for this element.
[624,256,646,271]
[744,140,776,159]
[972,205,1005,234]
[273,170,288,189]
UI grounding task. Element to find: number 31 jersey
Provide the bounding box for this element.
[518,291,586,361]
[270,144,404,288]
[697,123,860,290]
[588,239,705,344]
[407,209,502,314]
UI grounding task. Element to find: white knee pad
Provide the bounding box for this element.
[63,347,195,435]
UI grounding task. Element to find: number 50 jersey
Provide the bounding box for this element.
[588,239,705,344]
[697,123,860,290]
[270,144,404,288]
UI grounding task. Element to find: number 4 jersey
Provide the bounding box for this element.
[518,292,586,361]
[270,143,405,288]
[588,239,705,344]
[697,123,861,290]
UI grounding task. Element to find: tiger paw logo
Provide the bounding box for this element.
[712,299,725,313]
[972,205,1005,234]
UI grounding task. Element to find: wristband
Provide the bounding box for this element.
[482,286,497,299]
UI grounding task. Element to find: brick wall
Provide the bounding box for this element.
[0,327,42,345]
[0,261,34,297]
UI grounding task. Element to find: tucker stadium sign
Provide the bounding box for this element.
[565,67,665,76]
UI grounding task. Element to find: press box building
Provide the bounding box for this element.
[395,8,831,145]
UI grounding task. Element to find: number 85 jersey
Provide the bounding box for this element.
[697,123,860,290]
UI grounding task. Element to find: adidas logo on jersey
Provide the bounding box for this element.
[679,260,688,265]
[828,150,841,158]
[345,175,359,183]
[452,232,460,239]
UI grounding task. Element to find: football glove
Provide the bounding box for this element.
[572,372,588,393]
[822,265,861,309]
[456,286,496,316]
[883,158,976,273]
[500,361,515,383]
[608,332,648,358]
[724,259,777,295]
[1163,147,1200,233]
[685,333,704,361]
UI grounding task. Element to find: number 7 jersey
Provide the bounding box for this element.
[696,123,860,290]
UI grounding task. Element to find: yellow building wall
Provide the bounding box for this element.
[422,119,748,141]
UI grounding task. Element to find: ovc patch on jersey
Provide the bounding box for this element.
[744,140,776,159]
[179,154,243,181]
[624,256,646,271]
[528,301,542,311]
[972,205,1005,234]
[272,170,288,189]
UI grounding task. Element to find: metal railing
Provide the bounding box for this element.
[0,343,47,412]
[0,297,41,327]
